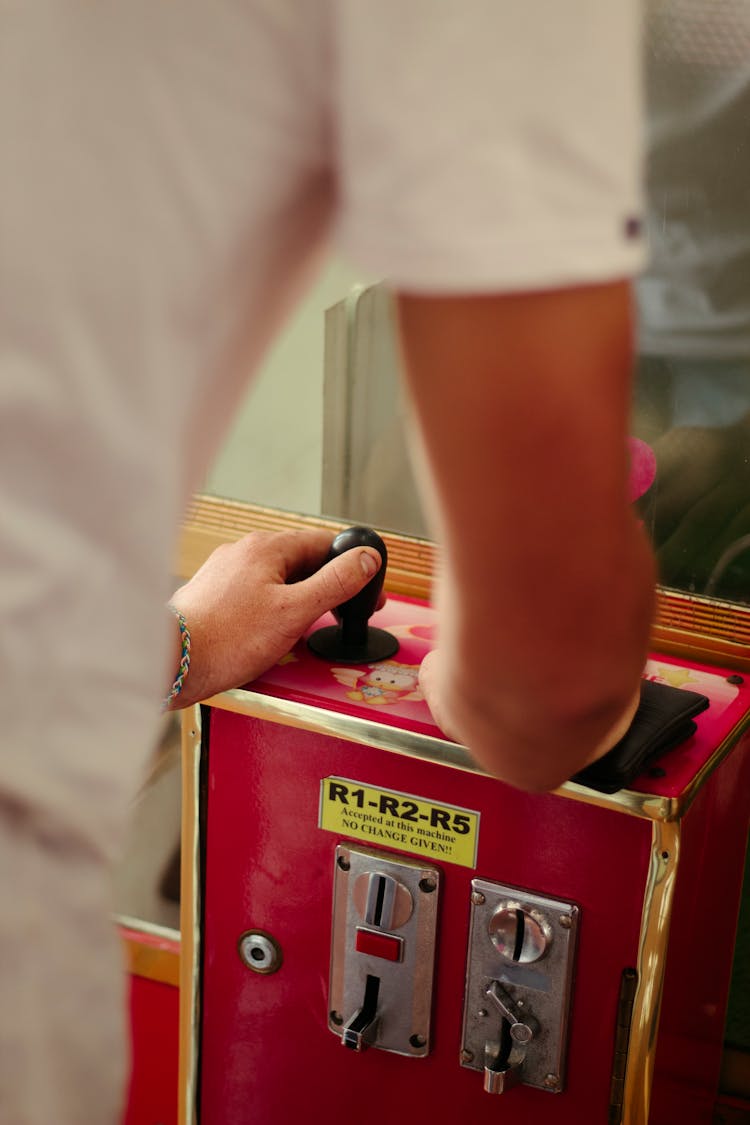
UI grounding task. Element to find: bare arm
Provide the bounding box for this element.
[396,281,656,792]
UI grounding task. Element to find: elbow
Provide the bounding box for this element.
[444,672,640,795]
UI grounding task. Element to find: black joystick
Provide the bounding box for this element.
[307,526,399,663]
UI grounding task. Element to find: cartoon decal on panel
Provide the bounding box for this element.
[330,661,423,706]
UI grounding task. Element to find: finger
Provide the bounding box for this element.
[291,547,382,619]
[275,529,338,582]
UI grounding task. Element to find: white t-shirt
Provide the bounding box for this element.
[1,0,644,848]
[0,2,643,1120]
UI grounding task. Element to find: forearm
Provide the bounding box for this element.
[397,281,657,791]
[433,510,655,790]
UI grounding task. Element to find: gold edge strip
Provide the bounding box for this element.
[178,706,202,1125]
[119,932,180,988]
[556,779,673,821]
[114,913,181,944]
[206,689,666,820]
[676,714,750,818]
[621,820,682,1125]
[650,628,750,674]
[204,688,477,772]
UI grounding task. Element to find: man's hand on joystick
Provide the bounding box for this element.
[167,528,384,708]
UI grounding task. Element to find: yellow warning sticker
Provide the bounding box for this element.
[319,777,479,869]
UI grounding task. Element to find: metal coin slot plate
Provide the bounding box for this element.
[461,879,579,1093]
[329,844,440,1057]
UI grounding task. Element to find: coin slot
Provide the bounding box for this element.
[373,876,387,927]
[489,905,550,964]
[513,910,525,962]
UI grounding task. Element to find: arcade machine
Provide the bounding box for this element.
[172,275,750,1120]
[178,520,750,1125]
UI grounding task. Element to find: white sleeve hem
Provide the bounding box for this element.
[337,223,646,296]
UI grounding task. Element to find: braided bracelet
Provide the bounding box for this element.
[163,605,191,710]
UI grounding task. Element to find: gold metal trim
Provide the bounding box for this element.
[116,916,180,988]
[203,686,476,768]
[558,779,675,822]
[621,820,682,1125]
[676,714,750,818]
[178,706,202,1125]
[204,687,684,822]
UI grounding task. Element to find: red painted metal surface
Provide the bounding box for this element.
[650,732,750,1125]
[200,715,650,1123]
[121,931,179,1125]
[198,596,750,1123]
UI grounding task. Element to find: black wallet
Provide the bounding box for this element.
[572,678,710,794]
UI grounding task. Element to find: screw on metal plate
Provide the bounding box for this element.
[337,855,351,871]
[237,930,283,975]
[559,914,572,929]
[419,877,437,894]
[543,1073,560,1091]
[461,1049,475,1064]
[471,891,486,906]
[727,674,744,685]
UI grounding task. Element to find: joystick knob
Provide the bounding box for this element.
[307,526,399,663]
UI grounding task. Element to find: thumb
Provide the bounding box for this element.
[294,547,382,620]
[419,648,460,740]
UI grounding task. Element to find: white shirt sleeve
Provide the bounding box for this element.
[333,0,646,293]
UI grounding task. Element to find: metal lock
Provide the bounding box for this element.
[328,844,440,1056]
[461,879,579,1094]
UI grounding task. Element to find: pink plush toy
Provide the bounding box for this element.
[628,436,657,503]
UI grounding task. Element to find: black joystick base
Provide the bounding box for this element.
[307,526,399,664]
[307,623,399,664]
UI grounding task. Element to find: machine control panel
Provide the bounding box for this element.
[328,844,440,1056]
[461,879,579,1094]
